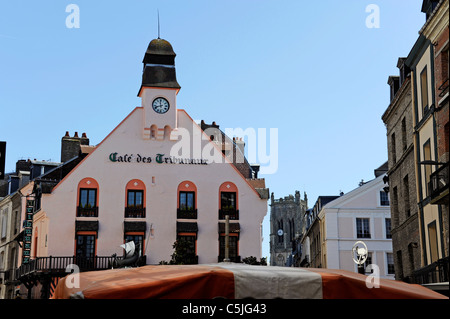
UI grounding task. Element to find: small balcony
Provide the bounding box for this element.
[14,255,147,283]
[219,209,239,220]
[177,208,197,219]
[125,206,146,218]
[429,163,449,205]
[76,206,98,217]
[12,255,147,299]
[413,256,449,286]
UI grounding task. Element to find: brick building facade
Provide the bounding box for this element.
[382,59,422,282]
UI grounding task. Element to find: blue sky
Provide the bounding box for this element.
[1,1,426,260]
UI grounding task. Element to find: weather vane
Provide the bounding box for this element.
[157,9,161,39]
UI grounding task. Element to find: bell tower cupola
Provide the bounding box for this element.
[139,38,181,140]
[140,38,181,92]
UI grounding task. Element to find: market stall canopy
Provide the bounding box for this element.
[52,263,447,299]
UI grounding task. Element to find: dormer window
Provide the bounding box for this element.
[421,0,440,20]
[388,76,400,102]
[397,57,410,86]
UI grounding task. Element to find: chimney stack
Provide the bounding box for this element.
[61,131,90,163]
[234,137,245,156]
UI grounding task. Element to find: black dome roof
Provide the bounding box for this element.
[146,38,176,56]
[139,38,181,93]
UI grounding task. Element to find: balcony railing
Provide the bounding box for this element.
[13,255,146,282]
[219,209,239,220]
[438,78,449,98]
[429,163,449,205]
[177,208,197,219]
[218,255,241,263]
[125,206,146,218]
[76,206,98,217]
[181,254,199,265]
[413,256,449,285]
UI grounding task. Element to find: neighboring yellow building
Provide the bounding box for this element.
[405,0,448,286]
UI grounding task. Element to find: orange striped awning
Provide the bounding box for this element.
[51,263,447,299]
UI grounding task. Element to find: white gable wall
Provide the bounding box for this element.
[41,107,267,263]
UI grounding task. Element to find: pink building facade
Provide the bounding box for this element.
[28,38,268,273]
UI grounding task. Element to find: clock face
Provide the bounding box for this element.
[152,97,170,114]
[277,229,284,236]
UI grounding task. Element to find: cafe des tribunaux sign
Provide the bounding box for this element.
[108,152,209,165]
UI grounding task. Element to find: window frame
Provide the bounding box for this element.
[385,218,392,239]
[420,66,429,115]
[127,190,144,208]
[124,234,144,257]
[220,192,237,211]
[380,191,390,206]
[218,182,239,220]
[77,178,99,218]
[79,188,97,209]
[386,252,395,275]
[125,180,146,218]
[179,191,195,211]
[427,221,439,264]
[356,218,371,239]
[75,233,96,258]
[177,233,197,257]
[219,234,239,260]
[422,139,432,197]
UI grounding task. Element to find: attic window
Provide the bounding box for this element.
[389,77,400,102]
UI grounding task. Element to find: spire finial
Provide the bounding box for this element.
[157,9,160,39]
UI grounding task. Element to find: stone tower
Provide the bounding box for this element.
[269,190,307,266]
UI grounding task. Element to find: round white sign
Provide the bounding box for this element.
[352,241,368,265]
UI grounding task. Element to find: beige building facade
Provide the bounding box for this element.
[406,0,449,275]
[319,168,394,279]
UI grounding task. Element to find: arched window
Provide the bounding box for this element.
[77,178,99,217]
[177,181,197,219]
[125,179,146,218]
[219,182,238,220]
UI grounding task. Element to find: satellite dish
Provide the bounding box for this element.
[352,241,368,265]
